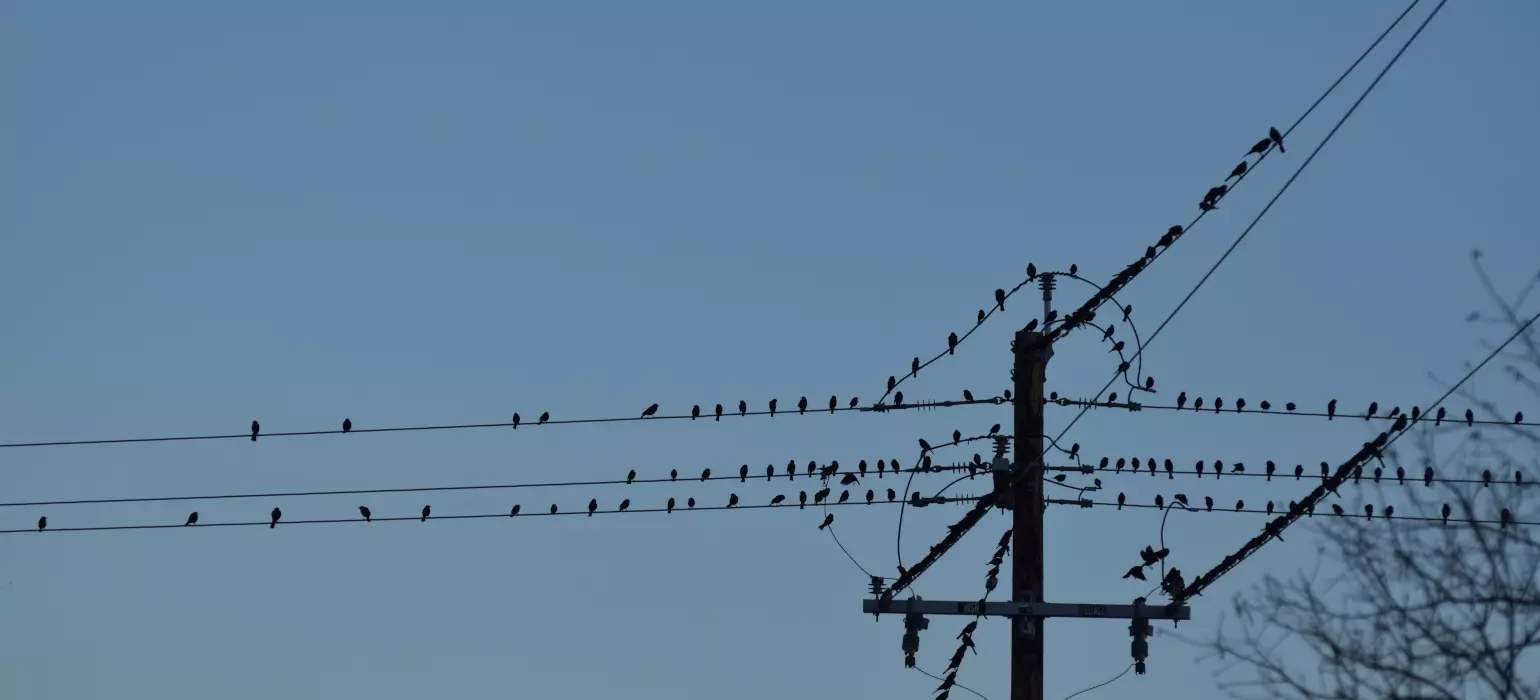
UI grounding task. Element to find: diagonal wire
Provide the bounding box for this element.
[1052,0,1450,446]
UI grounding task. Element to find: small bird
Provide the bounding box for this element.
[1466,408,1474,426]
[342,418,352,433]
[1366,402,1378,420]
[421,505,432,521]
[1235,500,1245,512]
[1117,492,1126,510]
[510,505,521,516]
[539,412,549,424]
[185,512,199,526]
[769,399,778,417]
[739,400,747,417]
[1265,502,1274,516]
[550,504,558,514]
[1204,496,1214,512]
[588,499,598,516]
[953,430,962,444]
[963,389,975,402]
[767,465,775,482]
[667,498,676,513]
[865,490,874,504]
[1364,504,1374,521]
[701,468,712,481]
[1177,392,1187,410]
[740,465,749,483]
[1518,411,1525,424]
[819,514,834,530]
[1194,397,1204,411]
[627,469,636,484]
[1424,466,1434,486]
[512,413,521,429]
[270,507,281,528]
[1269,126,1285,153]
[887,488,897,502]
[841,473,859,486]
[995,288,1006,310]
[670,468,678,481]
[1436,406,1446,425]
[948,332,959,355]
[849,397,859,408]
[1286,402,1297,411]
[1245,137,1272,157]
[360,506,372,521]
[37,516,47,532]
[1266,461,1276,481]
[251,420,260,442]
[619,499,631,512]
[1122,565,1147,581]
[1226,162,1247,181]
[1214,397,1224,413]
[1384,505,1394,519]
[799,491,808,509]
[642,403,659,418]
[911,357,921,378]
[838,490,850,504]
[1442,503,1452,524]
[1327,399,1337,420]
[919,439,934,453]
[727,494,739,508]
[771,494,786,506]
[1295,464,1303,480]
[829,395,838,413]
[1502,508,1513,528]
[1260,400,1271,411]
[715,404,723,421]
[691,405,700,420]
[978,309,986,324]
[1236,398,1246,412]
[798,396,808,415]
[1332,504,1345,517]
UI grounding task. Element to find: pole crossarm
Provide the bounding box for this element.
[862,598,1191,621]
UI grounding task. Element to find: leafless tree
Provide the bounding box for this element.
[1196,254,1540,700]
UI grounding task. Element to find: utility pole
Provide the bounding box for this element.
[1012,273,1054,700]
[859,272,1193,693]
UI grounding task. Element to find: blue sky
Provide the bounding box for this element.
[3,1,1538,698]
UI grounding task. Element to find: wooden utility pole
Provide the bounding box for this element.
[1011,274,1054,700]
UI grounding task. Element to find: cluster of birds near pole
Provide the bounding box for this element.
[1099,490,1520,527]
[931,619,980,700]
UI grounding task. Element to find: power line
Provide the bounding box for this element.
[1050,0,1444,447]
[1047,461,1532,487]
[1059,663,1134,700]
[0,396,1005,450]
[1048,497,1536,528]
[9,494,983,536]
[1050,395,1535,428]
[1174,274,1533,602]
[1,463,973,509]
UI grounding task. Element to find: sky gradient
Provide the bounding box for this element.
[4,2,1539,698]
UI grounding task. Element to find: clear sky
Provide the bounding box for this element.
[3,1,1539,698]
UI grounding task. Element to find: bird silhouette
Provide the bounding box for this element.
[421,505,432,521]
[727,493,739,508]
[1205,496,1214,512]
[819,514,834,530]
[841,473,859,486]
[798,396,808,415]
[619,499,630,512]
[887,488,897,502]
[1123,565,1147,581]
[37,516,46,532]
[587,499,597,516]
[1332,504,1345,516]
[1517,411,1525,424]
[888,376,897,392]
[715,404,723,421]
[512,413,520,429]
[769,399,778,417]
[1265,502,1274,516]
[269,507,281,528]
[687,497,696,509]
[539,412,549,424]
[1177,392,1187,409]
[952,429,962,444]
[1245,137,1271,157]
[670,469,678,481]
[739,400,747,416]
[740,465,749,483]
[510,505,521,516]
[895,391,905,406]
[1236,398,1247,412]
[1327,400,1337,420]
[978,309,986,324]
[1295,464,1303,480]
[550,504,558,514]
[342,418,352,433]
[865,490,874,504]
[251,420,260,442]
[1165,459,1175,479]
[838,490,850,504]
[1117,492,1126,510]
[948,333,959,355]
[1286,402,1297,411]
[667,498,676,513]
[1484,469,1493,487]
[1214,397,1224,413]
[1269,126,1285,153]
[1260,400,1271,410]
[691,405,700,420]
[1194,397,1204,411]
[1364,504,1374,520]
[1436,406,1446,425]
[815,488,830,505]
[1384,505,1394,519]
[1442,503,1452,524]
[770,494,786,506]
[827,395,837,414]
[1235,500,1245,512]
[858,460,869,477]
[642,403,659,418]
[849,397,859,408]
[360,506,371,522]
[799,491,808,509]
[1226,162,1247,181]
[995,288,1006,310]
[1395,466,1405,484]
[766,465,775,482]
[701,468,711,481]
[1466,408,1475,426]
[919,438,934,453]
[627,469,636,484]
[185,512,198,526]
[1502,508,1513,528]
[1265,461,1276,481]
[911,357,921,378]
[1366,402,1377,420]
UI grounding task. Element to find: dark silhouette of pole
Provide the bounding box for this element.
[1012,274,1053,700]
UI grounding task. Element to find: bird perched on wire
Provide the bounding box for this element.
[539,412,549,424]
[359,506,371,522]
[642,403,659,418]
[251,420,260,442]
[270,507,281,528]
[342,418,352,433]
[421,505,432,521]
[1225,162,1247,181]
[185,512,199,526]
[37,516,47,532]
[798,396,808,415]
[819,514,834,530]
[1269,126,1285,153]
